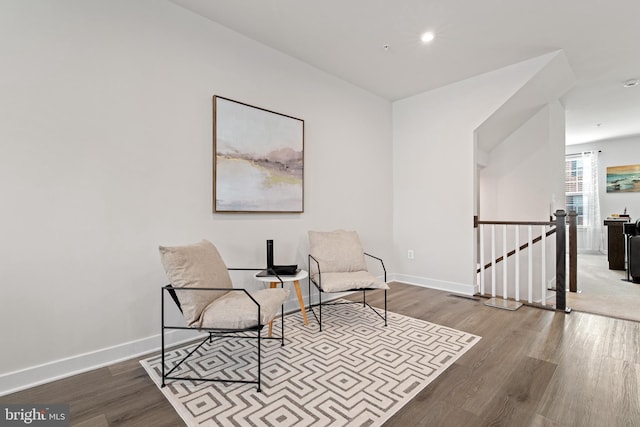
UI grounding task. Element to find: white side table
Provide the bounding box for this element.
[254,269,309,336]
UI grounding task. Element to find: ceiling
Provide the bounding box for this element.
[171,0,640,146]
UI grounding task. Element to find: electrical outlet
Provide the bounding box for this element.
[407,249,414,260]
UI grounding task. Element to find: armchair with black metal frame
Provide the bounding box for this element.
[159,239,289,392]
[307,230,388,332]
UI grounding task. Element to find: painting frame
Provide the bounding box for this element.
[606,164,640,193]
[213,96,304,213]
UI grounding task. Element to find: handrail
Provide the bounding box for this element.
[476,227,557,273]
[478,220,555,226]
[476,210,575,312]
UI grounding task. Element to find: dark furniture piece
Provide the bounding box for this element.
[625,219,640,283]
[604,218,629,270]
[630,238,640,283]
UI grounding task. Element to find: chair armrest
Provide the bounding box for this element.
[162,285,263,325]
[308,254,321,285]
[308,253,386,282]
[164,284,183,313]
[364,253,387,282]
[163,285,254,292]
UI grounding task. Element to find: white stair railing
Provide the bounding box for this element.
[476,210,569,311]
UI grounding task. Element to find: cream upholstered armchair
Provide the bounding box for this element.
[307,230,388,331]
[159,239,289,392]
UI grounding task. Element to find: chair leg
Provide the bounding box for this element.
[161,288,165,388]
[257,328,261,392]
[281,304,285,346]
[319,287,322,332]
[384,289,388,326]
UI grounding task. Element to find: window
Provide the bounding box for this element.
[566,151,601,251]
[565,156,584,225]
[565,151,600,228]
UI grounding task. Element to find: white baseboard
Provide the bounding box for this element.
[0,328,206,397]
[389,273,476,296]
[0,297,323,397]
[0,277,458,397]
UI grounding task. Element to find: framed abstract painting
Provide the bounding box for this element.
[213,96,304,213]
[606,164,640,193]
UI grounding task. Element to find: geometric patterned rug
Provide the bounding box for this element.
[141,301,481,426]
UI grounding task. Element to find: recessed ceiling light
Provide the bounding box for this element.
[420,32,435,43]
[623,79,639,88]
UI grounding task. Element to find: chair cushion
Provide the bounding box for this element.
[159,239,232,326]
[311,271,389,293]
[308,230,368,276]
[198,288,290,329]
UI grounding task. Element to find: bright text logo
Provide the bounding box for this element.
[1,405,69,426]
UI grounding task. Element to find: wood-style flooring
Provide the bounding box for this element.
[2,282,639,426]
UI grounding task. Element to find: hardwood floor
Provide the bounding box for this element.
[2,282,639,426]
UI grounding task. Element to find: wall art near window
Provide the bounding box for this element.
[606,164,640,193]
[213,96,304,213]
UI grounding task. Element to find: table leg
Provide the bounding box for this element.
[293,280,309,326]
[268,282,277,337]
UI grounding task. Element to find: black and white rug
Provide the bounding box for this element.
[141,302,481,426]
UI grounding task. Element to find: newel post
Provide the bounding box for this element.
[554,210,570,312]
[568,211,578,292]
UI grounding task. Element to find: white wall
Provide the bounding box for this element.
[391,56,553,293]
[567,135,640,253]
[480,102,566,221]
[0,0,392,392]
[567,135,640,221]
[478,102,566,300]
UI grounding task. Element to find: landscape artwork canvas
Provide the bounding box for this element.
[606,164,640,193]
[213,96,304,212]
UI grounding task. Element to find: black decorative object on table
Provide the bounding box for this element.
[257,239,299,277]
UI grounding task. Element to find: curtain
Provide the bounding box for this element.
[581,150,602,252]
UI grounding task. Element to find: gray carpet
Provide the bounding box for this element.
[566,253,640,322]
[141,302,480,426]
